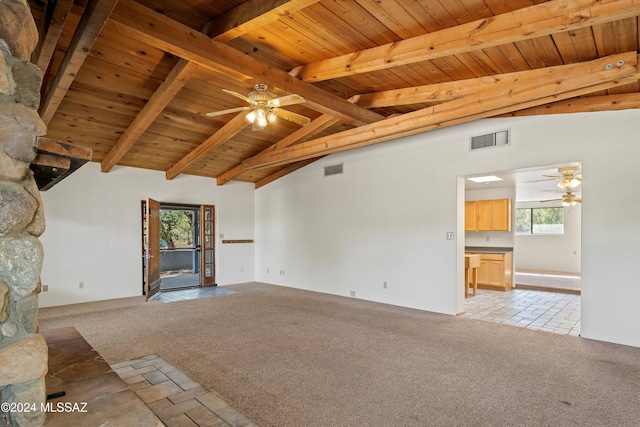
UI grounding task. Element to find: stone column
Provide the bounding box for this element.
[0,1,48,426]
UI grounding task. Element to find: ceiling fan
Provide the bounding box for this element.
[541,191,582,206]
[206,84,311,131]
[533,166,582,189]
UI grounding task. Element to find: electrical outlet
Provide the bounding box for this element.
[350,291,356,297]
[383,281,387,289]
[42,285,48,292]
[486,236,490,242]
[446,232,454,240]
[79,282,84,289]
[240,267,244,272]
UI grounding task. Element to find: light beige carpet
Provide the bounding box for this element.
[39,282,640,427]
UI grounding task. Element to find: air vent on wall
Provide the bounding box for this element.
[324,163,343,177]
[470,129,510,151]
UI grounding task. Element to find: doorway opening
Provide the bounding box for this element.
[159,204,200,291]
[462,163,582,336]
[142,201,216,300]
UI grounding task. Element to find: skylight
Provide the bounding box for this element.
[467,175,503,183]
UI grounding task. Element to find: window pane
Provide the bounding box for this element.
[516,208,531,234]
[516,207,564,234]
[532,207,564,234]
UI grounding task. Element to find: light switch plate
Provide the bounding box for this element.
[446,232,454,240]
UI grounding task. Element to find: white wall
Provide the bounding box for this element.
[255,110,640,348]
[39,163,255,307]
[514,201,581,274]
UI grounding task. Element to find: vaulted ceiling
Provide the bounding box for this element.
[28,0,640,188]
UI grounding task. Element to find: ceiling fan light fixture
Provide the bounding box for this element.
[208,83,309,131]
[557,176,581,189]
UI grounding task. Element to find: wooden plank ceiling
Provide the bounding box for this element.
[28,0,640,188]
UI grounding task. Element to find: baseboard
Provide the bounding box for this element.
[515,283,581,295]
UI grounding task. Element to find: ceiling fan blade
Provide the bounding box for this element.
[206,106,250,117]
[542,175,563,179]
[269,94,305,108]
[272,108,311,126]
[526,178,558,183]
[540,198,561,203]
[575,198,582,203]
[222,89,256,105]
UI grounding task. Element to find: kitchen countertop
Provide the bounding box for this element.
[465,246,514,253]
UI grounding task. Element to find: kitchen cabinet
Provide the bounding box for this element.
[465,198,512,232]
[464,201,477,231]
[466,252,513,291]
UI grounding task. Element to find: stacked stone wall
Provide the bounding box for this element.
[0,0,48,426]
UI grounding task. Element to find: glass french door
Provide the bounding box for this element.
[200,205,216,287]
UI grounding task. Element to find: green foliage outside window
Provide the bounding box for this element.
[516,207,564,234]
[160,210,194,248]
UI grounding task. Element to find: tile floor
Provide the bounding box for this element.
[112,355,260,427]
[44,327,163,427]
[463,288,581,336]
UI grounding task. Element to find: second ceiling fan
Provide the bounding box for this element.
[206,84,311,131]
[541,191,582,206]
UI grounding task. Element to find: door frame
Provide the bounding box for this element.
[141,201,215,296]
[200,205,217,287]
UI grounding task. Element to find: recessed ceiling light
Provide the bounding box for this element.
[467,175,503,183]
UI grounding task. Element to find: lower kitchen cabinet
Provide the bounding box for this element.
[468,252,513,291]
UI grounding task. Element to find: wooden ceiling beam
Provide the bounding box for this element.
[255,158,321,189]
[31,0,74,75]
[216,114,338,185]
[243,52,639,169]
[497,92,640,116]
[108,0,384,126]
[291,0,640,82]
[39,0,118,125]
[165,113,249,180]
[354,73,530,108]
[100,60,198,173]
[353,60,640,109]
[100,0,304,173]
[205,0,321,43]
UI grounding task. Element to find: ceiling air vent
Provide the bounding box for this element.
[470,129,510,151]
[324,163,344,177]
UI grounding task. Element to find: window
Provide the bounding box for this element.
[516,207,564,234]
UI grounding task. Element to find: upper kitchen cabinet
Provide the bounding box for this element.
[465,199,512,232]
